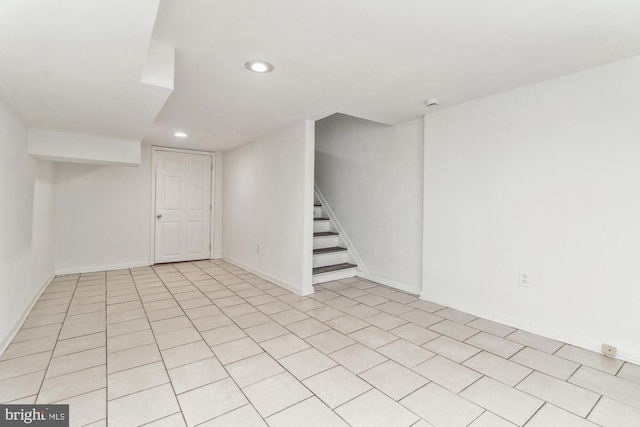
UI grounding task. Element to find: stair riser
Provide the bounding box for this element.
[312,251,352,268]
[312,268,357,284]
[313,235,341,249]
[313,221,332,233]
[313,206,324,218]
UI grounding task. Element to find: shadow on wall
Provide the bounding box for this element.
[4,157,55,258]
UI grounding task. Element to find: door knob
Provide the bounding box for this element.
[156,214,162,219]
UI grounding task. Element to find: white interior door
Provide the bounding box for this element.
[155,150,212,263]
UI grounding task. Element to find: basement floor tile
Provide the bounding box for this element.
[0,262,638,426]
[336,389,419,427]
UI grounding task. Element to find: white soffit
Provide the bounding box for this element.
[28,129,141,166]
[0,0,172,141]
[142,41,175,90]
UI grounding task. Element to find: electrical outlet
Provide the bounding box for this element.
[601,343,617,357]
[519,272,530,288]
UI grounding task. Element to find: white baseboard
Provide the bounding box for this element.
[55,261,151,276]
[0,274,55,356]
[358,271,421,296]
[222,256,309,296]
[420,290,640,366]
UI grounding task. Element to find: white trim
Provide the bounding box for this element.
[420,290,640,365]
[0,274,54,355]
[314,184,369,273]
[302,121,315,294]
[151,146,216,264]
[55,261,151,276]
[358,271,421,295]
[210,153,217,259]
[223,257,312,296]
[151,146,217,156]
[211,153,224,259]
[150,147,157,263]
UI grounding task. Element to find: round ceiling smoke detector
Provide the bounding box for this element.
[245,60,274,73]
[425,98,441,108]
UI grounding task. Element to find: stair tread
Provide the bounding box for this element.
[313,246,347,255]
[314,217,330,221]
[314,203,322,206]
[314,231,338,237]
[313,263,357,275]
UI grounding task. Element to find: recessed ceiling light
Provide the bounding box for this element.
[245,60,274,73]
[174,131,188,138]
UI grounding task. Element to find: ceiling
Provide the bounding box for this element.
[3,1,640,152]
[0,0,168,141]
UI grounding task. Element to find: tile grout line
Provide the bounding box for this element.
[126,266,190,427]
[175,264,640,424]
[27,273,109,422]
[187,261,356,423]
[188,261,425,424]
[104,270,125,427]
[32,274,82,403]
[512,367,536,389]
[205,270,455,419]
[105,269,139,426]
[160,261,298,424]
[463,409,487,427]
[312,284,553,422]
[520,402,545,427]
[584,394,603,420]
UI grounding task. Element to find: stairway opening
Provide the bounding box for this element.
[312,193,357,284]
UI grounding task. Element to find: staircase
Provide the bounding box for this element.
[313,194,357,284]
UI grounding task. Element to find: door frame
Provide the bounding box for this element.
[150,146,217,264]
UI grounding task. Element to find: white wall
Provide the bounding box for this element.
[54,145,153,273]
[315,114,424,294]
[0,99,55,351]
[222,121,315,295]
[423,56,640,363]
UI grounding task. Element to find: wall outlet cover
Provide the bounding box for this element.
[601,343,617,357]
[519,271,530,288]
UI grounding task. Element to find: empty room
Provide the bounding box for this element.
[1,1,639,426]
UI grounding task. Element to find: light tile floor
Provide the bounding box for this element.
[1,259,640,426]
